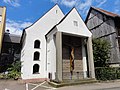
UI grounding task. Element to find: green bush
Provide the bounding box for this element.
[0,60,22,80]
[116,68,120,79]
[95,67,120,80]
[93,38,111,67]
[0,73,9,79]
[7,61,22,80]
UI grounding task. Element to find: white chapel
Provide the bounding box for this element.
[21,4,95,81]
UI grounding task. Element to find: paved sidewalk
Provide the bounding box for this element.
[0,80,25,90]
[0,80,56,90]
[57,81,120,90]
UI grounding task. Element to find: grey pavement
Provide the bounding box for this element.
[57,81,120,90]
[0,80,120,90]
[0,80,25,90]
[0,80,55,90]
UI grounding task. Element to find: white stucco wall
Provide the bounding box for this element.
[21,5,64,79]
[21,32,46,79]
[57,8,92,37]
[46,28,57,79]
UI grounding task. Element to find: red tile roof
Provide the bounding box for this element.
[91,6,120,17]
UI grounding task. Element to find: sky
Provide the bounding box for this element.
[0,0,120,35]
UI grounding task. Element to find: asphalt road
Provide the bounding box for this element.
[0,80,120,90]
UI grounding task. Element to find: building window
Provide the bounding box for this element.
[0,17,2,22]
[34,51,40,60]
[73,21,78,26]
[33,64,39,74]
[34,40,40,48]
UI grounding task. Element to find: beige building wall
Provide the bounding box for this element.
[0,7,6,53]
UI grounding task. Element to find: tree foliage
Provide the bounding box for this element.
[95,67,120,80]
[92,38,111,67]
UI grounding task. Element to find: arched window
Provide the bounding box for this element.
[34,40,40,48]
[33,64,39,74]
[34,51,40,60]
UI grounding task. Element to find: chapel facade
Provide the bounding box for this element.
[21,5,95,81]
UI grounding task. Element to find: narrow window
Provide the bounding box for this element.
[56,10,57,14]
[0,17,2,22]
[34,40,40,48]
[34,51,40,60]
[33,64,39,74]
[73,21,78,26]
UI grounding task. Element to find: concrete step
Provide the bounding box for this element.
[48,78,97,88]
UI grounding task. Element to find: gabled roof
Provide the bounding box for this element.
[21,4,64,42]
[85,6,120,23]
[57,7,74,25]
[24,4,64,30]
[46,7,92,37]
[3,33,21,43]
[45,8,74,37]
[92,7,120,17]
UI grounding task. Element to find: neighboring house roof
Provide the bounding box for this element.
[85,6,120,23]
[3,33,21,43]
[92,7,120,17]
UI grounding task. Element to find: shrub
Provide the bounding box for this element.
[93,38,111,67]
[95,67,120,80]
[7,61,22,80]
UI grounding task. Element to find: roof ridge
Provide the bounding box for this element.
[5,33,21,37]
[24,4,64,30]
[91,6,120,17]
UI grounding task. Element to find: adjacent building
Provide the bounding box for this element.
[0,33,21,72]
[85,7,120,66]
[21,5,95,81]
[0,6,6,53]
